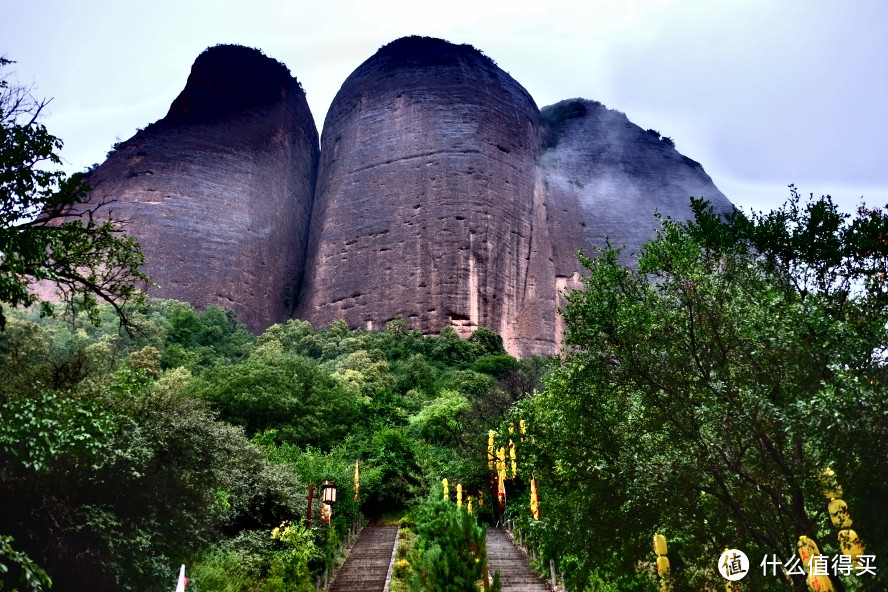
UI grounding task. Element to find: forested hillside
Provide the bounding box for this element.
[0,300,543,591]
[4,193,888,592]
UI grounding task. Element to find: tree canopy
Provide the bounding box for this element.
[519,191,888,591]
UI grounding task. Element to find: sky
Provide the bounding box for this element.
[3,0,886,215]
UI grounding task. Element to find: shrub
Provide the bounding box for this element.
[408,496,486,592]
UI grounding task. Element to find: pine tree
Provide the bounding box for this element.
[409,496,487,592]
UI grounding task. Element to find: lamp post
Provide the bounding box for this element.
[320,480,338,589]
[307,480,338,529]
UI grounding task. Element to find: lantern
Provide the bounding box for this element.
[808,573,835,592]
[457,483,463,508]
[821,469,866,567]
[653,534,670,592]
[488,431,496,471]
[828,498,852,529]
[818,468,843,499]
[797,536,820,567]
[530,475,540,520]
[442,478,449,500]
[838,530,865,563]
[321,480,337,505]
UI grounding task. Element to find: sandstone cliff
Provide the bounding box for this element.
[532,99,736,354]
[539,99,734,274]
[296,37,542,351]
[50,38,735,356]
[73,44,319,332]
[294,39,732,356]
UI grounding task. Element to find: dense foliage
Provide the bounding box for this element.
[408,492,487,592]
[515,192,888,592]
[4,61,885,591]
[0,298,540,591]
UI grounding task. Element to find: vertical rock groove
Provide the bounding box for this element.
[296,37,540,353]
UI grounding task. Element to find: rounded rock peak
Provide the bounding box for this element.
[372,35,497,68]
[165,44,304,123]
[333,35,537,114]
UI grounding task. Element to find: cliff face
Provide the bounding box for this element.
[296,37,542,352]
[76,45,319,332]
[49,39,735,356]
[294,44,732,357]
[540,99,734,274]
[531,99,736,353]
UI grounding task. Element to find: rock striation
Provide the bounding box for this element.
[296,37,542,351]
[70,44,319,332]
[295,40,733,356]
[49,38,734,355]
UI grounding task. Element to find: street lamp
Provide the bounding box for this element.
[322,480,337,505]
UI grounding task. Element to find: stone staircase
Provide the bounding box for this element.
[486,528,552,592]
[328,525,398,592]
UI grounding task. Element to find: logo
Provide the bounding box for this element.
[719,549,749,581]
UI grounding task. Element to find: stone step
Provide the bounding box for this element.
[329,526,398,592]
[486,528,551,592]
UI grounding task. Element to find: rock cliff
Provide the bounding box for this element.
[71,45,319,332]
[532,99,736,354]
[539,99,734,274]
[295,40,732,356]
[296,37,542,351]
[49,38,734,355]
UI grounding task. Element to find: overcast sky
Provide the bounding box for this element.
[3,0,886,214]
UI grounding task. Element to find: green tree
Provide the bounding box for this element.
[408,494,487,592]
[158,302,253,369]
[0,58,148,330]
[187,348,359,447]
[467,327,506,356]
[0,367,304,592]
[527,193,888,591]
[365,428,423,515]
[0,535,52,592]
[410,390,469,447]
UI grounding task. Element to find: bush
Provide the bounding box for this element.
[540,100,589,149]
[408,495,486,592]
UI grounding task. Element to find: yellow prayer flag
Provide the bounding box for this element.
[530,474,540,520]
[354,460,360,501]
